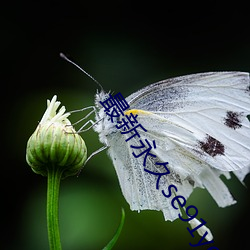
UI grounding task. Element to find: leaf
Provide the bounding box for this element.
[102,208,125,250]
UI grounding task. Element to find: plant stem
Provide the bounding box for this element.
[47,165,63,250]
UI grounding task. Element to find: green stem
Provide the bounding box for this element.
[47,165,63,250]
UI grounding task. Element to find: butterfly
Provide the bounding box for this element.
[91,71,250,222]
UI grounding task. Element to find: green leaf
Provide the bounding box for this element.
[102,208,125,250]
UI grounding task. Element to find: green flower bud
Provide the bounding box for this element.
[26,95,87,178]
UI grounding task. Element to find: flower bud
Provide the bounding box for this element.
[26,95,87,178]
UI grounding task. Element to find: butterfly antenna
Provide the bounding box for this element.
[60,53,104,91]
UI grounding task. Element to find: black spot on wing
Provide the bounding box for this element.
[224,111,243,130]
[199,135,225,157]
[187,177,195,187]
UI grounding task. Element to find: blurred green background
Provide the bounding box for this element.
[2,2,250,250]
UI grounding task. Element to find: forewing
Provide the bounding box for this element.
[126,72,250,173]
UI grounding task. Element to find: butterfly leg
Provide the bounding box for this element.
[69,106,100,132]
[70,106,96,125]
[77,145,108,175]
[77,120,96,132]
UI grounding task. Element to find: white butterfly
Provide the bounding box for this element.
[91,72,250,222]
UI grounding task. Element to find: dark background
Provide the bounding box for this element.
[2,2,250,250]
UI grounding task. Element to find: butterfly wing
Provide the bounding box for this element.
[101,72,250,221]
[126,72,250,173]
[106,128,196,221]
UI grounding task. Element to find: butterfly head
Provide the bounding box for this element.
[93,90,118,145]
